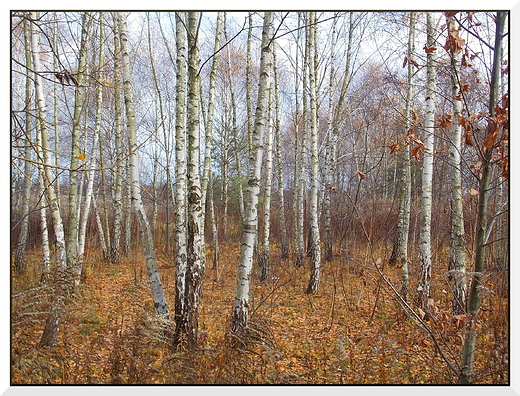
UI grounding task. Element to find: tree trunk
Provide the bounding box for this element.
[110,13,125,265]
[273,47,288,260]
[173,11,188,345]
[78,14,105,261]
[67,12,91,286]
[232,12,273,331]
[446,14,467,316]
[323,15,337,262]
[295,13,307,268]
[30,11,68,346]
[259,86,274,281]
[390,11,415,299]
[417,12,436,311]
[14,18,35,273]
[306,12,322,295]
[182,11,206,349]
[117,11,170,319]
[459,11,506,384]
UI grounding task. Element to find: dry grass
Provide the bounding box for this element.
[11,243,509,384]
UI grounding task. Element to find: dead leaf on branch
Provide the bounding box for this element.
[387,143,401,154]
[438,114,452,128]
[444,26,466,54]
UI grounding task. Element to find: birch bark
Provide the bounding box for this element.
[259,86,274,281]
[389,12,415,299]
[306,11,322,295]
[182,11,206,349]
[110,13,124,264]
[273,47,288,260]
[174,12,188,343]
[417,12,437,311]
[446,14,467,315]
[30,11,68,347]
[117,11,170,318]
[232,12,273,331]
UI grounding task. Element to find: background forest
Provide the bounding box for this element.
[10,11,509,385]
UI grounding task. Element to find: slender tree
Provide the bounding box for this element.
[295,13,307,268]
[78,13,105,261]
[182,11,206,349]
[446,13,467,315]
[173,11,188,345]
[459,11,507,384]
[67,12,91,286]
[273,46,289,260]
[109,12,125,265]
[232,12,274,331]
[306,11,322,295]
[389,12,415,299]
[417,12,437,311]
[30,11,68,347]
[259,85,274,281]
[117,11,170,318]
[323,14,338,262]
[14,17,36,274]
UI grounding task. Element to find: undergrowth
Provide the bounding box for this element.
[11,244,509,384]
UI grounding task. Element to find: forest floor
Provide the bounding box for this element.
[11,243,509,385]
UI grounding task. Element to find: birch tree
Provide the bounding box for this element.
[323,15,337,262]
[117,11,170,318]
[29,11,68,347]
[232,12,273,331]
[259,85,274,281]
[13,17,35,274]
[389,12,415,299]
[174,11,188,344]
[78,13,105,261]
[417,12,437,312]
[305,11,321,295]
[181,11,206,349]
[446,13,467,316]
[67,12,91,286]
[294,13,306,268]
[109,12,125,265]
[273,46,289,260]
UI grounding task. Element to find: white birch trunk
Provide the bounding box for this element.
[110,12,124,264]
[273,47,288,260]
[201,12,223,210]
[295,13,307,268]
[117,11,170,318]
[306,12,322,295]
[417,12,437,310]
[233,12,273,331]
[30,11,68,347]
[183,12,206,349]
[446,14,467,315]
[260,86,274,281]
[174,11,188,342]
[67,13,90,286]
[390,12,415,299]
[78,15,105,260]
[323,16,337,262]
